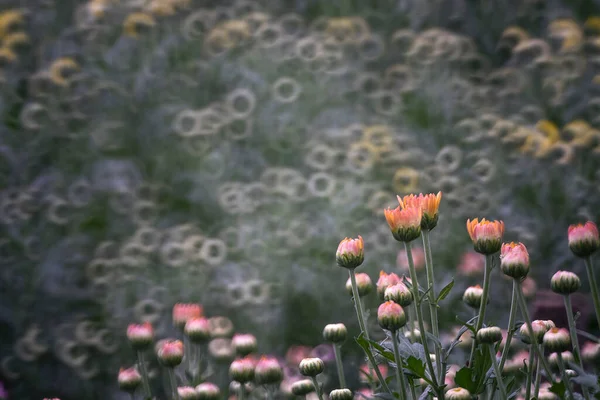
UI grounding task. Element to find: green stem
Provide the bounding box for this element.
[266,386,274,400]
[409,378,418,400]
[515,280,556,384]
[404,242,441,395]
[239,381,246,400]
[333,344,347,388]
[499,282,518,371]
[349,270,392,395]
[311,376,324,400]
[468,254,493,366]
[534,345,543,399]
[556,351,575,400]
[584,257,600,334]
[525,346,534,400]
[168,367,179,400]
[564,295,591,400]
[137,351,152,399]
[391,330,409,400]
[488,345,507,399]
[421,230,442,379]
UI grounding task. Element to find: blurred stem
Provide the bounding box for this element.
[333,344,347,388]
[409,378,418,400]
[349,270,392,395]
[167,367,179,400]
[488,345,507,399]
[391,330,409,400]
[584,257,600,333]
[564,295,591,400]
[239,382,246,400]
[468,254,493,366]
[266,386,274,400]
[556,351,575,400]
[421,230,442,379]
[515,280,555,384]
[533,345,543,399]
[404,242,441,396]
[311,377,324,400]
[137,351,152,399]
[525,346,534,400]
[499,282,518,371]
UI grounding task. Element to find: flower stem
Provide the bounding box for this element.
[499,281,518,371]
[525,346,534,400]
[409,378,418,400]
[468,254,493,366]
[404,242,441,396]
[556,351,575,400]
[137,351,152,399]
[564,295,591,400]
[421,230,442,379]
[515,280,555,383]
[392,330,409,400]
[349,270,392,395]
[333,344,347,388]
[584,256,600,333]
[488,344,507,399]
[533,345,543,399]
[167,367,179,400]
[239,382,246,400]
[311,377,324,400]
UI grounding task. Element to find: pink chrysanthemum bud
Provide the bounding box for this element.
[323,323,347,344]
[178,386,201,400]
[346,273,373,297]
[173,303,203,329]
[543,327,571,353]
[445,387,471,400]
[384,206,422,242]
[299,357,324,377]
[457,251,484,277]
[232,333,258,357]
[568,221,600,257]
[156,339,184,367]
[336,236,364,269]
[462,285,484,309]
[476,326,503,344]
[330,388,353,400]
[195,382,221,400]
[384,282,413,307]
[548,351,575,369]
[376,271,401,300]
[538,389,559,400]
[118,367,142,393]
[377,301,407,331]
[581,341,600,364]
[185,317,211,343]
[466,218,504,255]
[398,192,442,230]
[397,246,425,273]
[126,322,154,350]
[291,379,315,396]
[254,355,283,385]
[551,270,581,295]
[500,242,530,280]
[229,356,256,383]
[520,320,550,344]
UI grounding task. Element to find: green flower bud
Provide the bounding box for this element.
[476,326,503,344]
[550,271,581,295]
[299,358,324,377]
[329,389,353,400]
[323,323,347,344]
[291,379,315,396]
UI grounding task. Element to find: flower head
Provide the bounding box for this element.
[232,333,258,357]
[500,242,530,280]
[568,221,600,257]
[543,327,571,352]
[118,367,142,392]
[466,218,504,255]
[255,355,283,385]
[184,317,211,343]
[299,357,324,377]
[156,339,184,367]
[173,303,203,329]
[336,236,364,269]
[330,389,353,400]
[229,356,256,383]
[384,282,413,307]
[551,270,581,295]
[178,386,201,400]
[398,192,442,230]
[377,301,407,331]
[376,271,401,300]
[126,322,154,350]
[462,285,484,309]
[323,323,347,344]
[445,387,471,400]
[384,206,422,242]
[195,383,221,400]
[346,272,373,297]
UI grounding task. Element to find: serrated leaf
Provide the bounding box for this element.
[454,367,475,392]
[436,279,454,303]
[367,338,395,363]
[397,332,427,363]
[405,356,426,377]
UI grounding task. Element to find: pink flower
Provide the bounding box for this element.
[398,192,442,230]
[173,303,203,329]
[346,272,373,297]
[156,339,184,367]
[126,322,154,349]
[184,317,211,343]
[396,246,425,272]
[466,218,504,254]
[118,367,142,392]
[336,236,365,269]
[255,356,283,385]
[376,271,401,300]
[500,242,530,280]
[377,301,407,331]
[568,221,600,257]
[384,206,422,242]
[229,356,256,383]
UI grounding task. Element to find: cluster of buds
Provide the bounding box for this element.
[173,303,203,329]
[519,320,555,344]
[377,301,407,331]
[568,221,600,258]
[550,270,581,295]
[500,242,529,280]
[345,272,373,297]
[376,271,401,300]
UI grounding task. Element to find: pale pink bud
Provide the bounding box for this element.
[377,301,407,331]
[255,355,283,385]
[156,339,184,367]
[118,367,142,392]
[126,322,154,350]
[466,218,504,255]
[178,386,201,400]
[229,357,256,383]
[376,271,401,300]
[500,242,530,280]
[232,333,258,356]
[543,327,571,352]
[457,251,484,277]
[336,236,364,269]
[173,303,203,329]
[568,221,600,257]
[345,272,373,297]
[184,317,211,343]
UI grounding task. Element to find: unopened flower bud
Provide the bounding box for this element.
[384,206,422,242]
[399,192,442,231]
[476,326,503,344]
[543,328,571,353]
[291,379,315,396]
[196,382,221,400]
[445,387,471,400]
[582,341,600,364]
[520,320,549,344]
[550,271,581,295]
[178,386,201,400]
[336,236,364,269]
[376,271,401,300]
[543,320,556,330]
[538,390,558,400]
[209,338,235,362]
[384,282,413,306]
[299,357,324,377]
[377,301,407,331]
[548,351,575,369]
[118,367,142,392]
[330,389,353,400]
[466,218,505,255]
[323,323,347,344]
[500,242,529,280]
[255,356,283,385]
[565,369,577,377]
[568,221,600,258]
[185,317,211,343]
[126,322,154,350]
[229,357,255,383]
[462,285,484,308]
[232,333,257,356]
[346,273,373,297]
[156,339,184,367]
[405,329,421,342]
[173,303,203,329]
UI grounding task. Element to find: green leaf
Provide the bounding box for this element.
[549,381,566,398]
[436,279,454,303]
[454,367,475,392]
[455,315,478,334]
[404,356,434,386]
